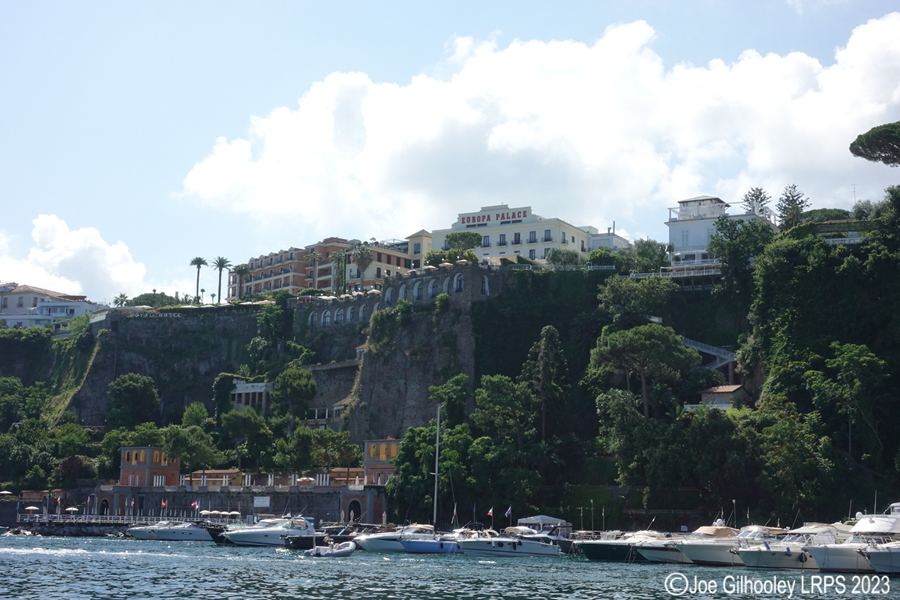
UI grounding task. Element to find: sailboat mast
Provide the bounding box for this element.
[434,406,441,531]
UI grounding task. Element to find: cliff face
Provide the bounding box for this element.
[73,313,258,425]
[346,307,476,443]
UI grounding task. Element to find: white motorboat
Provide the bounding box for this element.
[304,541,357,557]
[151,521,214,542]
[738,524,846,570]
[637,524,737,564]
[127,521,178,540]
[576,530,669,562]
[676,524,786,567]
[860,541,900,574]
[457,528,561,557]
[222,517,316,547]
[354,524,435,552]
[805,506,900,573]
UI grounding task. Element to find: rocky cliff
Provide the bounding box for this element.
[72,312,258,425]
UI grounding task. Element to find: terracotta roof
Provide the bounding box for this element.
[333,397,353,406]
[9,284,69,297]
[699,385,743,394]
[405,229,431,239]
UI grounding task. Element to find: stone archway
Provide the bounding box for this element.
[347,499,362,523]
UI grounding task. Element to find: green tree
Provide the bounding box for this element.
[545,248,582,266]
[429,374,470,429]
[740,187,772,214]
[212,257,232,304]
[445,232,483,252]
[588,247,616,267]
[49,455,97,488]
[232,264,251,300]
[274,426,314,474]
[473,375,538,454]
[270,367,317,432]
[351,244,373,289]
[707,215,776,303]
[164,425,223,486]
[106,374,160,429]
[424,249,447,267]
[190,257,208,301]
[114,293,129,307]
[597,275,677,330]
[310,428,358,476]
[131,422,166,446]
[212,373,237,421]
[617,238,671,274]
[776,184,811,229]
[592,324,700,418]
[849,121,900,167]
[851,199,890,221]
[520,325,568,440]
[221,408,271,470]
[53,422,90,458]
[306,251,323,291]
[330,250,348,292]
[182,402,210,428]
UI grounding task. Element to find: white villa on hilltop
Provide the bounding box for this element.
[664,195,777,275]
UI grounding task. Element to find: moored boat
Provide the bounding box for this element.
[222,517,316,547]
[151,521,214,542]
[457,529,561,557]
[354,524,435,552]
[676,524,786,567]
[576,530,667,562]
[304,541,357,557]
[860,541,900,574]
[805,505,900,573]
[738,524,845,570]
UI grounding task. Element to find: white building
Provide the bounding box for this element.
[430,204,596,262]
[588,227,632,252]
[665,195,777,272]
[0,283,104,329]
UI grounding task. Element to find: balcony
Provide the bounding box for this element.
[498,241,507,246]
[543,236,552,242]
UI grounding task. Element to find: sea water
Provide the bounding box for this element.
[0,535,886,599]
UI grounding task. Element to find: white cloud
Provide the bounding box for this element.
[181,14,900,244]
[0,215,154,304]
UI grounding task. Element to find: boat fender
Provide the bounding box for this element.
[498,542,504,548]
[799,553,807,563]
[440,542,444,549]
[785,547,791,557]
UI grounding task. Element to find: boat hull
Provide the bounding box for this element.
[578,540,648,562]
[127,528,160,540]
[399,539,464,554]
[676,542,744,567]
[804,544,876,573]
[153,527,213,542]
[283,535,328,550]
[457,538,560,557]
[862,548,900,574]
[635,544,693,564]
[738,547,818,570]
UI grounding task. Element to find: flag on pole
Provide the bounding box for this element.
[162,500,167,508]
[747,507,750,519]
[505,506,512,518]
[487,507,493,517]
[602,507,605,517]
[57,497,61,505]
[452,504,457,520]
[191,500,199,510]
[131,499,134,507]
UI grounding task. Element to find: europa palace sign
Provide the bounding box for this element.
[458,206,534,226]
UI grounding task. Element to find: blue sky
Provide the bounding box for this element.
[1,1,898,304]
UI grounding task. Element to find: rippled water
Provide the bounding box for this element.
[0,535,890,599]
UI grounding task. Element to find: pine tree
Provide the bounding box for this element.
[776,184,810,229]
[740,187,772,214]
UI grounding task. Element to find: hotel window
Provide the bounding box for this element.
[529,249,536,260]
[529,231,536,243]
[498,234,506,246]
[1,298,6,308]
[33,297,38,307]
[376,267,382,278]
[513,233,520,245]
[544,248,550,258]
[544,229,552,242]
[377,252,382,262]
[413,242,421,254]
[17,297,24,307]
[386,270,392,277]
[482,235,490,248]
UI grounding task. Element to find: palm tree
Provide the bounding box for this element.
[200,288,205,304]
[114,293,129,307]
[233,265,251,300]
[190,257,208,300]
[306,251,323,291]
[351,244,373,290]
[211,293,216,304]
[212,257,231,305]
[330,250,348,293]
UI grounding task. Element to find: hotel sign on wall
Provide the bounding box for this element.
[459,207,532,225]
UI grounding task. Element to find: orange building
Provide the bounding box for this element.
[364,439,399,486]
[119,447,180,487]
[345,231,432,292]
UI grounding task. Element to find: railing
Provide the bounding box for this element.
[16,514,237,525]
[627,268,721,279]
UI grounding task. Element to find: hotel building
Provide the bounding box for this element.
[430,204,596,262]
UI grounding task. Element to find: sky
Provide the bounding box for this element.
[1,1,899,305]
